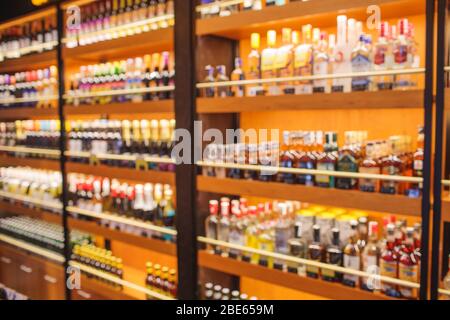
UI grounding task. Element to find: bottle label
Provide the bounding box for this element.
[380,259,398,293]
[343,255,360,286]
[413,160,423,171]
[316,162,335,185]
[394,45,408,64]
[261,48,277,72]
[274,47,291,69]
[374,47,387,66]
[294,45,312,69]
[399,263,418,298]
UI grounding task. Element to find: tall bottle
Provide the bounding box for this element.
[294,24,313,94]
[380,224,400,297]
[332,15,352,93]
[287,221,307,275]
[261,30,279,95]
[336,132,359,190]
[374,21,394,90]
[231,57,245,97]
[316,132,337,188]
[361,221,380,291]
[351,35,372,91]
[322,228,343,282]
[342,220,361,287]
[313,31,330,93]
[205,200,219,253]
[275,28,295,94]
[359,142,380,192]
[246,33,263,96]
[217,200,230,255]
[306,225,323,279]
[393,19,410,90]
[274,203,291,270]
[398,227,419,299]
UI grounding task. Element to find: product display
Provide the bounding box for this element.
[65,0,174,49]
[0,66,58,108]
[203,128,424,198]
[145,261,177,298]
[200,17,420,97]
[0,16,57,61]
[68,173,176,240]
[0,216,91,253]
[204,197,421,299]
[66,52,174,106]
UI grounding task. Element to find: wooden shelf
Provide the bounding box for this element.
[442,199,450,222]
[66,162,175,185]
[0,107,58,120]
[0,50,57,74]
[198,251,395,300]
[75,272,138,300]
[63,28,173,62]
[196,0,424,39]
[64,100,173,116]
[0,201,61,225]
[197,176,421,217]
[197,90,424,113]
[67,217,176,256]
[0,155,59,170]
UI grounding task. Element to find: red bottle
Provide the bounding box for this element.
[379,224,400,297]
[398,227,419,299]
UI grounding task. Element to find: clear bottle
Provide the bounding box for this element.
[274,203,292,270]
[293,24,313,94]
[203,65,216,98]
[275,28,295,94]
[332,15,352,93]
[351,35,372,91]
[374,21,394,90]
[380,224,400,297]
[261,30,279,96]
[216,65,231,98]
[342,220,361,288]
[313,31,330,93]
[217,200,230,255]
[393,19,410,90]
[205,200,219,246]
[361,221,380,291]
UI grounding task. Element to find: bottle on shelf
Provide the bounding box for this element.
[322,228,342,282]
[261,30,279,96]
[380,223,400,297]
[342,220,361,288]
[398,227,419,299]
[306,225,323,279]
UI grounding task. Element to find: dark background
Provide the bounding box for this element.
[0,0,58,23]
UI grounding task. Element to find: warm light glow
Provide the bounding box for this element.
[31,0,48,6]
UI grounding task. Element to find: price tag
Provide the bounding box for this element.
[89,154,100,166]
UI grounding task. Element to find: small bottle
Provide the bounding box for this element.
[231,57,245,97]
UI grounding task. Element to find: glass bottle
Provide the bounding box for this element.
[202,65,216,98]
[380,140,403,195]
[351,35,372,91]
[336,132,359,190]
[380,224,400,297]
[293,24,313,94]
[410,126,424,198]
[374,21,394,90]
[361,221,380,291]
[342,220,361,287]
[231,57,245,97]
[393,19,410,90]
[216,65,231,98]
[246,33,263,96]
[261,30,279,96]
[306,225,323,279]
[398,227,419,299]
[316,132,337,188]
[322,228,343,283]
[274,203,292,270]
[313,31,329,93]
[332,15,352,93]
[359,142,380,192]
[217,200,230,256]
[287,221,307,275]
[275,28,295,94]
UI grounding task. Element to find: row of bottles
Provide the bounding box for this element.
[71,243,124,288]
[198,0,301,19]
[68,119,176,171]
[145,261,177,298]
[0,16,57,61]
[0,167,62,210]
[0,120,60,151]
[67,173,176,240]
[65,0,175,48]
[201,17,419,98]
[0,216,90,253]
[203,129,423,197]
[67,52,174,106]
[203,282,257,300]
[205,197,421,299]
[0,67,58,108]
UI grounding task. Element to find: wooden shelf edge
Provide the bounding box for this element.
[0,201,61,224]
[197,176,422,216]
[197,90,424,113]
[66,162,175,185]
[196,0,422,38]
[198,251,395,300]
[63,28,174,61]
[64,100,174,115]
[0,156,60,170]
[77,273,139,300]
[442,200,450,223]
[67,217,177,256]
[0,50,57,74]
[0,107,58,120]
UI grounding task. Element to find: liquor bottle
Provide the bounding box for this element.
[274,203,292,270]
[410,126,424,197]
[162,188,175,239]
[216,65,231,98]
[398,227,419,299]
[231,57,245,97]
[275,28,295,94]
[246,33,263,96]
[203,65,216,98]
[380,224,400,297]
[293,24,313,94]
[332,15,352,92]
[374,21,394,90]
[359,141,380,192]
[342,220,361,287]
[160,51,171,99]
[322,228,342,282]
[261,30,279,95]
[279,131,295,184]
[287,221,307,275]
[393,19,410,90]
[295,131,315,186]
[361,221,380,291]
[217,200,230,255]
[316,132,336,188]
[228,200,244,259]
[336,132,359,190]
[313,31,330,93]
[380,140,403,195]
[306,225,323,279]
[351,35,372,91]
[205,200,219,252]
[257,224,274,268]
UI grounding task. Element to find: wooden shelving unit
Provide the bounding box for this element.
[197,176,422,216]
[63,28,173,62]
[196,0,423,38]
[197,90,424,113]
[198,251,395,300]
[64,100,174,116]
[67,217,176,256]
[0,107,58,120]
[0,155,59,171]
